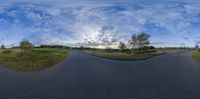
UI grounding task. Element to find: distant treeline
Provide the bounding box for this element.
[35,45,70,49]
[9,44,194,51]
[72,46,157,53]
[11,45,71,49]
[72,46,194,53]
[158,47,194,50]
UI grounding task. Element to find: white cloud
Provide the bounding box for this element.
[0,1,200,48]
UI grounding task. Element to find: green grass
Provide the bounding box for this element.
[192,50,200,63]
[82,50,166,60]
[0,48,69,71]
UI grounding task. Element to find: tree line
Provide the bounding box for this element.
[0,39,70,55]
[0,32,152,54]
[119,32,154,53]
[1,32,198,54]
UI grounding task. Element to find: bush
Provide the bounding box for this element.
[124,49,131,54]
[1,49,12,54]
[149,46,155,49]
[105,47,113,52]
[198,49,200,52]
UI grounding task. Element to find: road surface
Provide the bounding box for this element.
[0,51,200,99]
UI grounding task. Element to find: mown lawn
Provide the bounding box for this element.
[82,50,166,60]
[0,48,69,71]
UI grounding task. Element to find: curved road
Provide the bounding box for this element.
[0,51,200,99]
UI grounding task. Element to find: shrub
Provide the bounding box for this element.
[124,49,131,54]
[105,47,113,52]
[198,49,200,52]
[1,49,12,54]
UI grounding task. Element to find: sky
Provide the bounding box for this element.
[0,0,200,48]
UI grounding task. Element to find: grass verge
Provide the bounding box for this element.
[82,50,166,61]
[0,48,69,71]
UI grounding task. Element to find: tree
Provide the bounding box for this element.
[105,46,112,52]
[20,39,33,55]
[195,44,199,50]
[118,42,127,52]
[80,46,85,50]
[195,45,200,52]
[1,44,5,49]
[129,32,150,52]
[129,34,138,49]
[149,46,155,50]
[137,32,150,48]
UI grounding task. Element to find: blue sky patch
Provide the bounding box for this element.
[0,0,200,48]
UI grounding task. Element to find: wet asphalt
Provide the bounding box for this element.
[0,51,200,99]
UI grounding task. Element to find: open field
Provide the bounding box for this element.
[0,48,69,71]
[81,50,166,60]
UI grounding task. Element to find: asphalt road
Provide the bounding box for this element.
[0,51,200,99]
